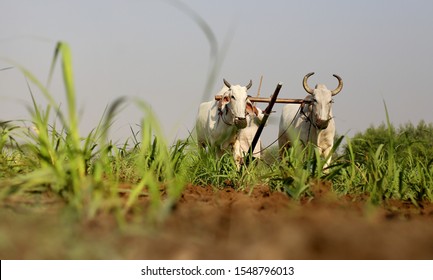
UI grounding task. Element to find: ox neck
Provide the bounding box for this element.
[300,103,315,125]
[218,106,234,126]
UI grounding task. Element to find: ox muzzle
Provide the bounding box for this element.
[314,117,331,130]
[234,117,247,129]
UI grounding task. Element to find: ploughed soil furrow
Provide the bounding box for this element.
[1,184,433,259]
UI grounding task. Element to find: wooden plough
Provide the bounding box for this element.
[246,82,283,162]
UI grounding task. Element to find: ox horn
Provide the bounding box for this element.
[302,72,315,95]
[246,80,252,90]
[223,79,232,88]
[331,74,343,96]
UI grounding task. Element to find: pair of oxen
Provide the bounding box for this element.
[195,72,343,168]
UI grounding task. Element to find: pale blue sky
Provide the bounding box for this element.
[1,0,433,145]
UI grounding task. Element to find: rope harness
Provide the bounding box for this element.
[255,99,334,156]
[300,101,315,143]
[218,98,319,157]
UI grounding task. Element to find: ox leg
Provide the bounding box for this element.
[232,140,243,170]
[321,146,333,171]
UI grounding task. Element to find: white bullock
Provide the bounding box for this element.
[196,79,256,164]
[278,72,343,168]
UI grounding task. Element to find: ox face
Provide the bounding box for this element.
[220,79,253,129]
[309,85,334,129]
[303,72,343,130]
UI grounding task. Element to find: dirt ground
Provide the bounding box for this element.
[1,183,433,260]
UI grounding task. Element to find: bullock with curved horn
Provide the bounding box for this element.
[278,72,343,168]
[196,79,257,166]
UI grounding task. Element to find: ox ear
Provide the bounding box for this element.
[246,100,259,116]
[218,94,230,110]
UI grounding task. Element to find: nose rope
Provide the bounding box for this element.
[301,102,333,132]
[218,106,248,127]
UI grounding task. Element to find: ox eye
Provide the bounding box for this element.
[231,95,236,100]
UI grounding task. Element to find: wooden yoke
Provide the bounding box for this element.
[215,95,306,104]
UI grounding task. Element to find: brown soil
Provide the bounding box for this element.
[1,184,433,259]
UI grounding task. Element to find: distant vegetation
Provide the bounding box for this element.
[345,121,433,165]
